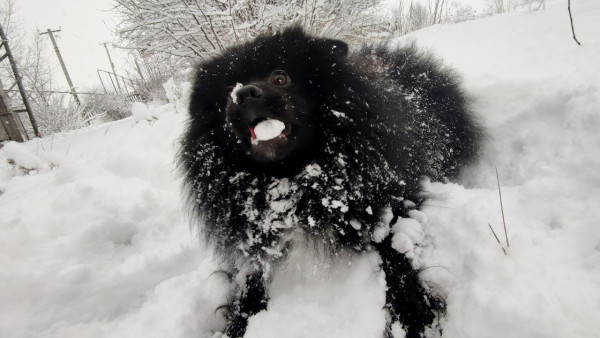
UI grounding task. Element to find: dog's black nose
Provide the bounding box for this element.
[235,85,263,104]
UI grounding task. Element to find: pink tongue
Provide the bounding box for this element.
[249,126,257,140]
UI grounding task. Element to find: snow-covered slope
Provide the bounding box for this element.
[1,0,599,337]
[403,1,600,336]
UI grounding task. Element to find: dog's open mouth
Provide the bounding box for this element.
[248,118,293,160]
[249,118,292,144]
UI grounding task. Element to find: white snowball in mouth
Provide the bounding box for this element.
[253,119,285,141]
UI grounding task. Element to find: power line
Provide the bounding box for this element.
[4,89,98,95]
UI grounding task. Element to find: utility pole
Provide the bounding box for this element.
[40,28,81,105]
[134,58,146,82]
[102,43,122,93]
[0,24,41,137]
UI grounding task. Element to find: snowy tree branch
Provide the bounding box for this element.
[112,0,385,63]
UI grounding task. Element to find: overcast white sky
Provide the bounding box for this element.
[14,0,487,92]
[16,0,127,91]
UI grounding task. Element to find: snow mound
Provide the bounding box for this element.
[246,253,387,338]
[1,141,42,170]
[131,102,152,122]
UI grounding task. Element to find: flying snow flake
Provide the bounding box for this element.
[331,110,349,119]
[350,219,362,230]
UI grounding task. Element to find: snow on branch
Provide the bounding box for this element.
[113,0,385,63]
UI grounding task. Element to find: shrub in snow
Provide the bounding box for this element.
[125,55,189,103]
[163,78,191,114]
[32,96,102,135]
[86,92,133,121]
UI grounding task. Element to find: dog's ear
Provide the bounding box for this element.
[318,39,349,60]
[280,25,348,60]
[276,26,349,65]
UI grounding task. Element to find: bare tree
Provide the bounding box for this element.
[389,0,475,36]
[408,1,430,32]
[0,0,23,46]
[429,0,447,24]
[390,0,409,35]
[1,0,98,134]
[112,0,385,64]
[487,0,505,14]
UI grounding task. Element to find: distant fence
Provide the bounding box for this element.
[0,86,27,142]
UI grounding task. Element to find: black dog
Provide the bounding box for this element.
[179,26,481,337]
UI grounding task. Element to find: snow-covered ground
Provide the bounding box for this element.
[1,0,599,337]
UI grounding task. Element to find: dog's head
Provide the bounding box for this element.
[225,69,307,163]
[188,27,349,169]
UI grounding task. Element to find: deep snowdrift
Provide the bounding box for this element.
[1,1,599,337]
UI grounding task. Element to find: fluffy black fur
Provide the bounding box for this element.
[180,26,481,337]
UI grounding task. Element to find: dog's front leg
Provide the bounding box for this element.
[224,272,269,338]
[374,236,444,338]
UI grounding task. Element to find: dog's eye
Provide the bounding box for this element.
[271,70,289,86]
